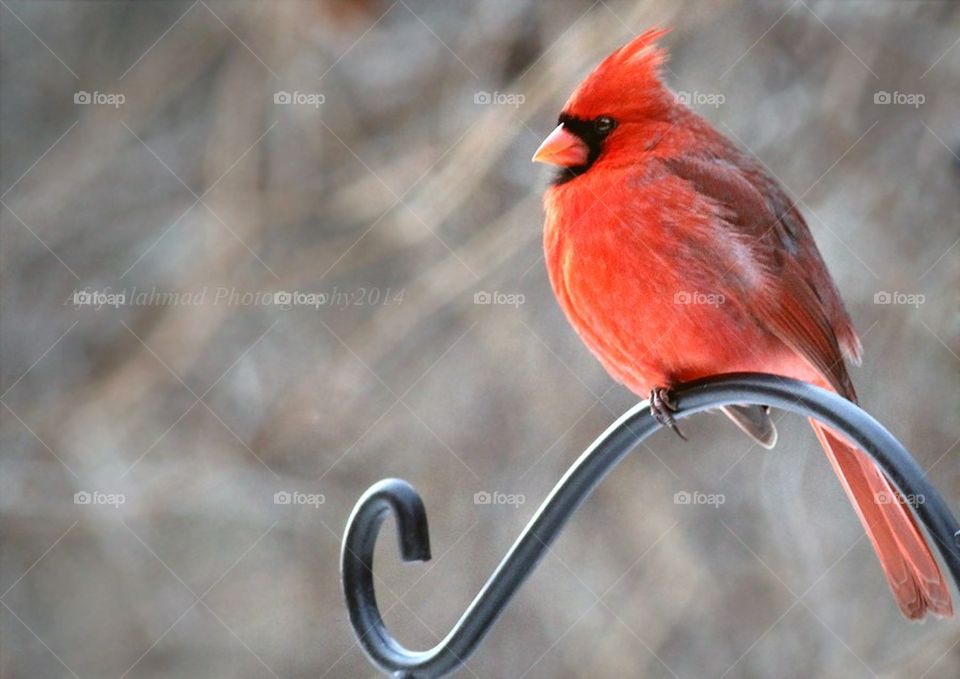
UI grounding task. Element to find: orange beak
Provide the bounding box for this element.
[532,124,589,167]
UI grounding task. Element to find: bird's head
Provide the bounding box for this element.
[533,28,672,182]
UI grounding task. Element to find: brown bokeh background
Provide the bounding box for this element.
[1,1,958,677]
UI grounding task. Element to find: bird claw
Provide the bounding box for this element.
[650,387,687,441]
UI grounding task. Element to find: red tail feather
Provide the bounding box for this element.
[810,419,953,620]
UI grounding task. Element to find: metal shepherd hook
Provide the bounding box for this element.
[341,373,960,678]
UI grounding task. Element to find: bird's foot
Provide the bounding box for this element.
[650,386,687,441]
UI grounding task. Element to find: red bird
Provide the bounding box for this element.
[533,28,952,620]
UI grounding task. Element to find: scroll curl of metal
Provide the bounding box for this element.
[341,373,960,678]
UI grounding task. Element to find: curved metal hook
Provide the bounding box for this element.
[341,373,960,678]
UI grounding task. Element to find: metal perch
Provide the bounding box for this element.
[341,373,960,678]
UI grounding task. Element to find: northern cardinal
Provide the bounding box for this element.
[533,28,952,620]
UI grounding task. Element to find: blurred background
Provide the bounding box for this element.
[1,1,958,677]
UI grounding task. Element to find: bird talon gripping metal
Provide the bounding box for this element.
[341,374,960,678]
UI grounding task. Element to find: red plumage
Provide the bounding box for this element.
[535,28,952,620]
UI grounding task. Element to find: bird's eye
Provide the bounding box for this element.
[594,116,616,134]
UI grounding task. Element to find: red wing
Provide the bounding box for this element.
[663,155,858,400]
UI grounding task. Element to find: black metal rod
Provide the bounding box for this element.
[341,373,960,678]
